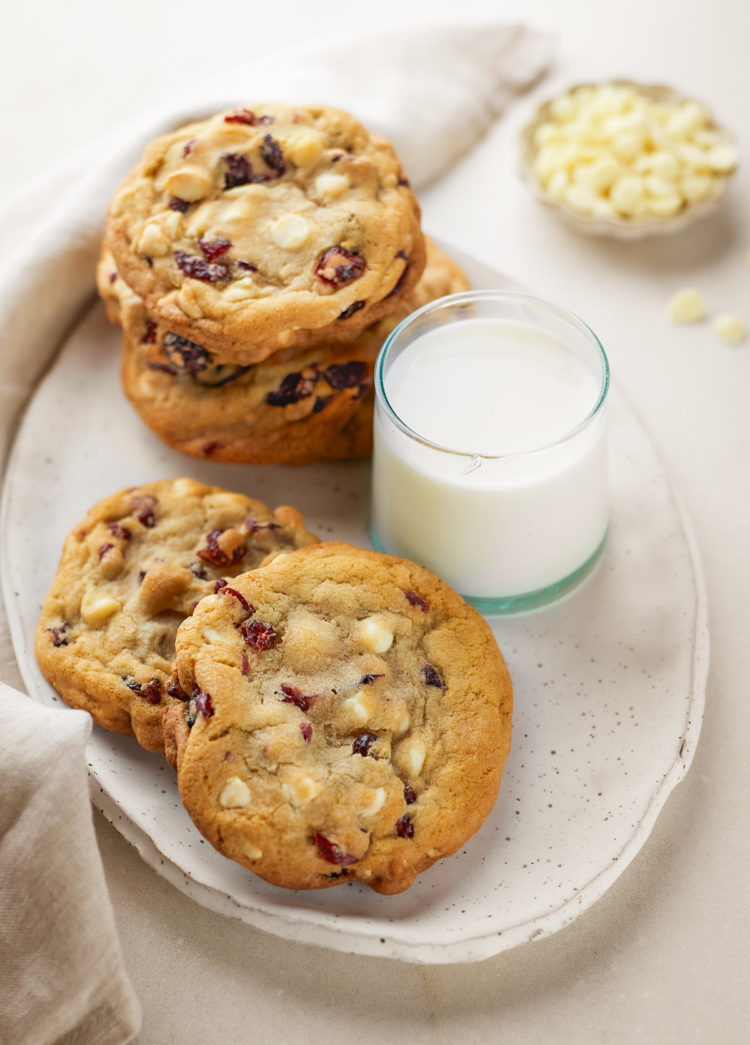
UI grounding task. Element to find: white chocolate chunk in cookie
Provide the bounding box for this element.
[280,767,322,807]
[269,213,311,250]
[315,172,350,200]
[162,168,213,202]
[358,787,386,817]
[136,222,169,257]
[219,776,252,808]
[357,617,393,653]
[343,689,376,725]
[397,736,426,778]
[80,591,120,627]
[285,131,325,167]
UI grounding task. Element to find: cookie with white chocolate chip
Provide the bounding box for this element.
[106,104,425,362]
[100,237,469,465]
[35,479,318,753]
[164,542,512,894]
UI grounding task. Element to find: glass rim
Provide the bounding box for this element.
[374,289,610,461]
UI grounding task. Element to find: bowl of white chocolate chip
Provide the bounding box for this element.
[520,81,739,238]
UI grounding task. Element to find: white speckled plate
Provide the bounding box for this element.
[0,244,708,964]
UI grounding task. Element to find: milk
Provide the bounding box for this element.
[371,311,609,607]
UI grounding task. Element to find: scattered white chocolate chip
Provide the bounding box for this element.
[163,168,212,202]
[80,592,120,627]
[243,844,263,861]
[219,777,252,809]
[136,222,169,257]
[668,288,705,324]
[269,213,310,250]
[357,617,393,653]
[713,313,746,345]
[358,787,386,817]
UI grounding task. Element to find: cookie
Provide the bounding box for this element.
[107,105,425,362]
[35,479,319,753]
[101,238,469,464]
[165,542,512,894]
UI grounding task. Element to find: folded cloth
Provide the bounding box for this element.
[0,685,141,1045]
[0,22,551,1044]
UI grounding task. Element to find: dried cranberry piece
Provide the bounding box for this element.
[187,685,214,726]
[404,590,430,613]
[358,673,384,686]
[323,361,369,391]
[162,332,212,373]
[224,108,257,125]
[314,833,359,866]
[142,319,157,344]
[97,542,114,560]
[130,495,157,528]
[396,814,414,838]
[189,561,208,580]
[222,152,270,189]
[300,722,312,743]
[214,578,227,593]
[108,522,132,541]
[108,271,117,284]
[337,300,365,321]
[259,134,285,176]
[422,664,445,689]
[174,250,230,284]
[198,237,232,261]
[397,175,411,187]
[196,529,247,569]
[241,653,251,677]
[404,784,417,805]
[202,441,222,456]
[239,619,278,651]
[47,623,70,647]
[126,677,162,705]
[279,683,318,712]
[217,586,253,612]
[352,732,378,756]
[315,247,366,288]
[236,260,258,273]
[182,139,196,157]
[265,367,318,406]
[168,196,189,212]
[166,678,189,701]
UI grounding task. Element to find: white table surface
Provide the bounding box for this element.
[3,1,749,1042]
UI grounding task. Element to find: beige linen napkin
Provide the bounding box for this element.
[0,22,551,1044]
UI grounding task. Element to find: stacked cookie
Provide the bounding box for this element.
[36,482,513,894]
[98,104,470,464]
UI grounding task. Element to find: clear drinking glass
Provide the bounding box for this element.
[370,290,610,614]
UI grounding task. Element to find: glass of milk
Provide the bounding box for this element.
[371,290,610,613]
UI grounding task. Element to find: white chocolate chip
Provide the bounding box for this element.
[343,690,375,725]
[357,617,393,653]
[202,626,234,647]
[668,288,705,324]
[280,768,321,807]
[219,777,252,808]
[286,131,325,167]
[706,143,740,173]
[80,591,120,626]
[647,194,682,217]
[713,313,746,345]
[314,172,350,200]
[269,213,310,250]
[163,168,213,202]
[358,787,386,817]
[136,222,169,257]
[221,278,257,303]
[681,175,715,204]
[399,736,426,778]
[243,844,263,860]
[610,175,646,215]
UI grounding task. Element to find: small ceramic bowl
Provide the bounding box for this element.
[519,80,738,239]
